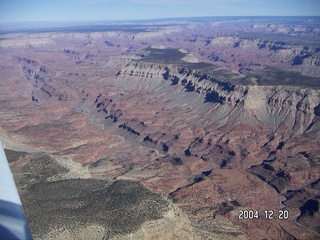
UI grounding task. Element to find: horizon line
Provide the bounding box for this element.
[1,15,320,25]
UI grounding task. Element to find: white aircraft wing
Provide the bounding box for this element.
[0,140,33,240]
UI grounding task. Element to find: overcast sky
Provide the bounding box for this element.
[1,0,319,23]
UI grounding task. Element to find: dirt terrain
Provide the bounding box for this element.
[0,17,319,239]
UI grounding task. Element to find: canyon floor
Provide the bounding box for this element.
[1,17,320,239]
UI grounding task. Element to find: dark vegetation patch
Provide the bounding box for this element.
[139,48,319,89]
[21,153,68,183]
[19,154,170,238]
[139,48,230,77]
[88,158,108,169]
[24,179,168,239]
[246,67,320,89]
[4,149,27,163]
[23,179,169,238]
[139,48,186,64]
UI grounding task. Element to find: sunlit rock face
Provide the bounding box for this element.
[1,17,320,240]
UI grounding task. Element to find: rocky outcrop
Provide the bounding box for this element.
[118,61,319,133]
[0,36,55,48]
[202,36,320,76]
[18,57,58,102]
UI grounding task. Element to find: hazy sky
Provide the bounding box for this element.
[1,0,320,23]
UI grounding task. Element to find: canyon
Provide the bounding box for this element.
[0,17,320,239]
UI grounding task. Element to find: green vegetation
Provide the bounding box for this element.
[24,179,169,238]
[139,48,320,89]
[140,48,187,64]
[4,149,27,163]
[20,155,170,239]
[139,48,241,80]
[247,67,320,89]
[21,153,69,182]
